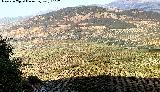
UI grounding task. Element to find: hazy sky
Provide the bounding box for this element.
[0,0,115,18]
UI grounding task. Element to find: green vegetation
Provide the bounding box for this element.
[0,36,22,92]
[81,18,137,29]
[1,5,160,91]
[13,40,160,81]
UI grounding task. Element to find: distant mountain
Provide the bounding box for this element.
[107,0,160,13]
[0,16,25,25]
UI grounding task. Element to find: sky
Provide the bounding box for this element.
[0,0,115,18]
[117,0,159,2]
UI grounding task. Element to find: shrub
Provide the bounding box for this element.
[0,36,22,92]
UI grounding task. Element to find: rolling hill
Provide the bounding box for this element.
[0,5,160,49]
[0,4,159,92]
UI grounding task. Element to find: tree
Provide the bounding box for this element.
[0,36,22,92]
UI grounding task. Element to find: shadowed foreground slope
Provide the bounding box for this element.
[41,75,160,92]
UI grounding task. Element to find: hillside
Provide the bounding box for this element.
[0,5,160,49]
[14,40,160,92]
[0,5,160,92]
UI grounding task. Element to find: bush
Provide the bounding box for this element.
[0,36,22,92]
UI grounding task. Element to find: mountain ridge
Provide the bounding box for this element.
[107,0,160,13]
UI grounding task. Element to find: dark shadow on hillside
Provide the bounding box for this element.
[42,75,160,92]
